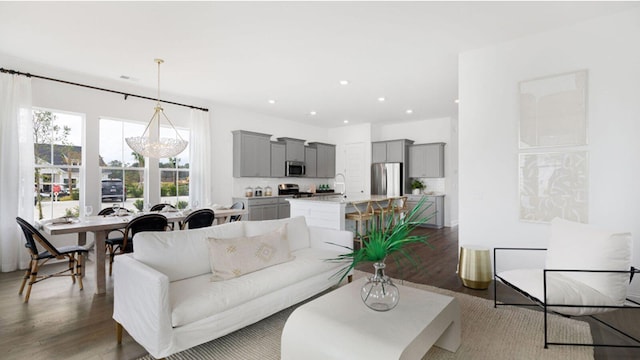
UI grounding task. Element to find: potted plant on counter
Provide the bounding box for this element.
[411,179,425,195]
[328,197,433,311]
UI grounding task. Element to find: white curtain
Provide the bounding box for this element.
[189,109,213,208]
[0,73,34,272]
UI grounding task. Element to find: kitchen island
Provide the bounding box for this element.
[288,193,446,231]
[287,195,391,231]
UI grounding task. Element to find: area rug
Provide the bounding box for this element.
[137,271,593,360]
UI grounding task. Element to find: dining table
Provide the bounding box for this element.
[41,208,247,294]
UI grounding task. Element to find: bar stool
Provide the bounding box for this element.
[373,199,393,229]
[389,196,408,227]
[345,200,374,249]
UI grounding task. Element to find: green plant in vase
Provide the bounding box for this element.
[411,179,425,194]
[328,197,433,311]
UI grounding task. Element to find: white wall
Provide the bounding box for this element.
[372,118,459,226]
[459,9,640,295]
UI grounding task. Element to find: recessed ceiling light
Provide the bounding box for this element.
[309,111,317,116]
[339,80,349,86]
[454,99,460,104]
[378,97,386,102]
[405,109,413,114]
[268,99,276,104]
[343,120,349,124]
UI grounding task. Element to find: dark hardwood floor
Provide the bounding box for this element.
[1,226,638,359]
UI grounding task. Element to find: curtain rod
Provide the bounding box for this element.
[0,67,209,112]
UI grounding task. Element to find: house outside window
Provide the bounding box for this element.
[33,109,84,220]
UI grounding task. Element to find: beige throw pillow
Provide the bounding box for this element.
[207,224,294,281]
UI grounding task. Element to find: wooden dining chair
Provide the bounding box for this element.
[108,213,169,276]
[16,217,89,302]
[180,209,215,230]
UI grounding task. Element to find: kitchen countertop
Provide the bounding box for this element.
[407,192,446,197]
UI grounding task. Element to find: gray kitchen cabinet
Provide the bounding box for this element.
[372,139,414,163]
[232,196,291,221]
[372,142,387,163]
[278,198,291,219]
[271,141,286,177]
[309,142,335,178]
[305,146,317,178]
[409,143,445,178]
[277,137,306,162]
[406,195,444,228]
[232,130,272,177]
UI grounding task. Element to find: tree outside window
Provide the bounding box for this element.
[33,109,83,220]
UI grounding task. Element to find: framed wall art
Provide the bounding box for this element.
[519,151,588,223]
[519,70,588,149]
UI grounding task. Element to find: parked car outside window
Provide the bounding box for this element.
[101,179,126,202]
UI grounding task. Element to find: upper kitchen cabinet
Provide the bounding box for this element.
[276,137,306,162]
[308,142,335,178]
[372,139,414,163]
[305,146,317,178]
[232,130,272,177]
[271,141,286,177]
[409,143,445,178]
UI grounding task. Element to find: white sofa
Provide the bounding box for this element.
[112,216,353,359]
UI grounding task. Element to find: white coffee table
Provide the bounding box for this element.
[281,277,461,360]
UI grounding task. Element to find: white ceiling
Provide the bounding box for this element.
[0,1,636,127]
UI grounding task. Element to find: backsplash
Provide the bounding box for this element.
[417,178,446,194]
[233,177,335,197]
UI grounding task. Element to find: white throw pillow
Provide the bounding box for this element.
[207,224,294,281]
[545,218,632,305]
[243,216,310,251]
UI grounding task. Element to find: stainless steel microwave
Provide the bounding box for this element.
[285,161,306,177]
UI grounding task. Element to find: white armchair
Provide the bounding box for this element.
[494,218,639,348]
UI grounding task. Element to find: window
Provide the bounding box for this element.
[99,119,145,212]
[99,118,190,212]
[160,126,190,209]
[33,109,84,220]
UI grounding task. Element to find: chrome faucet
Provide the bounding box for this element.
[334,173,346,196]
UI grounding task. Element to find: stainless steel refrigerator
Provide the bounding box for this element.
[371,163,403,196]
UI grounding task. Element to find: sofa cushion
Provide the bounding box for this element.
[545,218,632,305]
[169,247,345,327]
[243,216,310,252]
[133,220,245,282]
[207,224,293,281]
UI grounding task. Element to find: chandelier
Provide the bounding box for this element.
[126,59,188,158]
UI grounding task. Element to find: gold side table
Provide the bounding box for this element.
[458,245,492,289]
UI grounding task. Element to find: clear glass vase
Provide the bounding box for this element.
[361,261,399,311]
